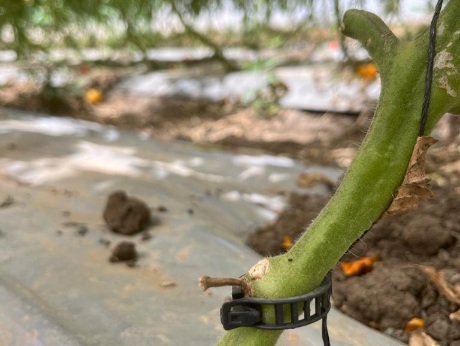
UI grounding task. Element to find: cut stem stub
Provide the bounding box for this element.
[199,276,253,297]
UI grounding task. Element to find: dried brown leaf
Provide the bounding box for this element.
[419,266,460,305]
[409,331,440,346]
[382,136,437,218]
[450,309,460,322]
[405,317,425,332]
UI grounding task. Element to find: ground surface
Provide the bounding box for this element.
[2,76,460,346]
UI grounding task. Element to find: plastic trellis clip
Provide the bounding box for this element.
[220,272,332,346]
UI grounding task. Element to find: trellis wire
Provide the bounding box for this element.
[419,0,444,137]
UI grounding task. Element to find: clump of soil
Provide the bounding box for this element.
[0,195,14,208]
[75,225,89,236]
[402,214,454,256]
[109,241,137,265]
[141,231,152,241]
[333,264,431,331]
[103,190,151,235]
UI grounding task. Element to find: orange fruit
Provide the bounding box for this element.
[356,63,378,80]
[84,88,103,104]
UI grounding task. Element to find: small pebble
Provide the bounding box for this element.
[0,195,14,208]
[76,225,89,236]
[141,231,152,241]
[98,238,111,247]
[160,280,176,288]
[157,205,168,212]
[62,211,71,217]
[110,241,137,263]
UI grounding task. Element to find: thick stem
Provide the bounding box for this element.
[217,2,460,345]
[170,2,238,72]
[341,10,399,79]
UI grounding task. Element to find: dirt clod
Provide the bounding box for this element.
[103,190,151,235]
[427,317,450,341]
[449,322,460,340]
[62,210,71,217]
[109,241,137,263]
[334,265,426,329]
[141,231,152,241]
[402,215,453,255]
[0,195,14,209]
[98,238,111,247]
[76,225,89,236]
[157,205,168,212]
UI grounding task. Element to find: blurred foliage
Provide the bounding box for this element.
[0,0,414,61]
[0,0,166,56]
[250,75,289,118]
[0,0,432,119]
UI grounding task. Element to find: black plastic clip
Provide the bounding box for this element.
[220,273,332,346]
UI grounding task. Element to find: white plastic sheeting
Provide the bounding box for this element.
[0,109,403,346]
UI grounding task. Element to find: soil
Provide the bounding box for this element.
[110,241,138,266]
[247,193,329,256]
[248,184,460,344]
[103,190,151,235]
[334,183,460,344]
[2,74,460,345]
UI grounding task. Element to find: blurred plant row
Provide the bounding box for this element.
[0,0,433,118]
[1,0,430,63]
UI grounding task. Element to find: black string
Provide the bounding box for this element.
[419,0,444,137]
[322,315,331,346]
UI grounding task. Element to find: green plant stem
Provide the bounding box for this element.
[217,2,460,345]
[340,10,399,80]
